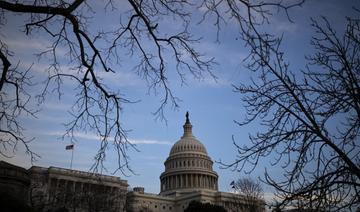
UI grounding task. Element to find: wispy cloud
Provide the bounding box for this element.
[5,37,51,52]
[188,74,230,87]
[44,131,101,141]
[42,131,172,145]
[95,70,142,87]
[264,192,277,203]
[274,20,298,33]
[129,139,172,145]
[4,36,68,55]
[42,102,72,111]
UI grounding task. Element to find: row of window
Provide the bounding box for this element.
[161,174,217,190]
[172,144,204,152]
[141,201,173,211]
[166,159,212,169]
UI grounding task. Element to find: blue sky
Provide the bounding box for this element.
[1,0,359,202]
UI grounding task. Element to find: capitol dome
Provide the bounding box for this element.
[160,112,218,196]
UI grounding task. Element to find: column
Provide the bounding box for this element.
[72,181,76,193]
[188,174,190,187]
[173,175,176,189]
[191,174,195,187]
[180,175,183,188]
[164,178,166,190]
[186,174,188,187]
[194,174,197,187]
[205,175,207,188]
[166,177,169,190]
[169,176,172,190]
[176,175,178,188]
[184,174,187,187]
[174,175,176,189]
[204,176,207,188]
[80,182,84,193]
[171,176,173,189]
[173,175,176,188]
[168,177,170,190]
[55,178,60,191]
[206,176,210,188]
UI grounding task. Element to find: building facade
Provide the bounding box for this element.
[126,113,264,212]
[0,161,128,212]
[0,113,264,212]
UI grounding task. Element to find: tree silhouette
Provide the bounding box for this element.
[222,10,360,211]
[231,177,264,212]
[0,0,215,173]
[0,0,303,173]
[184,201,227,212]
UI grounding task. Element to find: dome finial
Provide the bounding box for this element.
[185,111,190,123]
[183,111,193,137]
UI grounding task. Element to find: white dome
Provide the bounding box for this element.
[169,133,208,156]
[160,112,218,196]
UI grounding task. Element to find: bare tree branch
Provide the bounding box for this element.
[221,9,360,211]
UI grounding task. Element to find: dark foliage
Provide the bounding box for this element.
[0,193,38,212]
[184,200,227,212]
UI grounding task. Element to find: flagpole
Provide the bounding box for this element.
[70,147,74,170]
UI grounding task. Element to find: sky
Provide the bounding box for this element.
[1,0,359,203]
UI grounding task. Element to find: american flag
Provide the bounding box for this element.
[65,144,74,150]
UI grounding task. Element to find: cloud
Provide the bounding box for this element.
[6,37,51,52]
[263,192,277,203]
[42,102,72,111]
[44,131,101,141]
[129,139,172,145]
[274,21,298,33]
[188,74,230,87]
[95,70,142,87]
[4,36,68,57]
[42,131,172,145]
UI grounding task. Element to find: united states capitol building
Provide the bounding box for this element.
[0,113,264,212]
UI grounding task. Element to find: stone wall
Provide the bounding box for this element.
[0,161,30,204]
[127,189,176,212]
[127,188,265,212]
[0,161,128,212]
